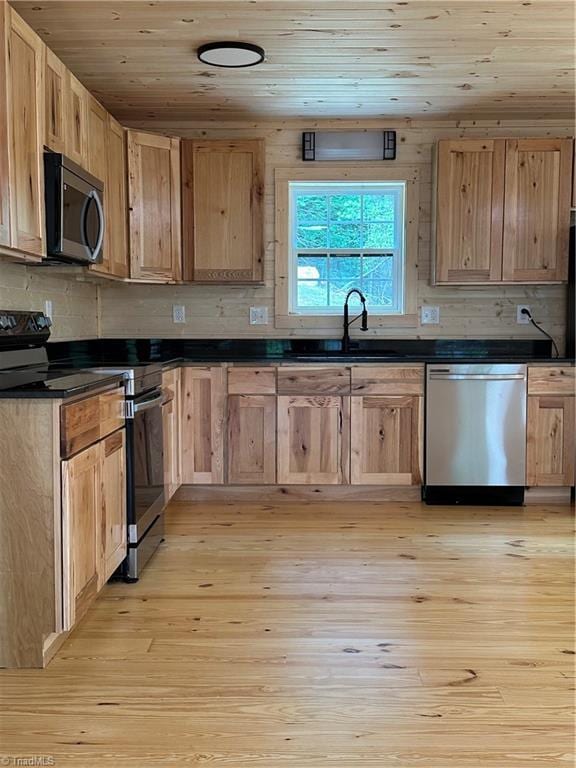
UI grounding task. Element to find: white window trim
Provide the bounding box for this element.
[289,181,406,315]
[274,165,420,331]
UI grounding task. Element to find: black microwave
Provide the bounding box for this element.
[44,153,105,264]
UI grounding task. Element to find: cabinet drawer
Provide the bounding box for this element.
[99,389,125,438]
[528,367,575,395]
[351,366,424,395]
[228,367,276,394]
[277,367,350,395]
[61,387,124,457]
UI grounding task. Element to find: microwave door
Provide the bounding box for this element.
[61,168,104,262]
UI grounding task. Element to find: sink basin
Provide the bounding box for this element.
[288,353,403,362]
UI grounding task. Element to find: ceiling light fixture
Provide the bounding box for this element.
[197,42,265,68]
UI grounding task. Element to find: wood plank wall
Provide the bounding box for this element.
[0,262,99,340]
[100,118,573,350]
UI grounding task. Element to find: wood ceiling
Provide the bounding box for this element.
[12,0,576,122]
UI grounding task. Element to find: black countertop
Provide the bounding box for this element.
[1,337,571,399]
[46,337,572,367]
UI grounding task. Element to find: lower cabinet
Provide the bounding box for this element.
[61,428,126,629]
[527,395,575,487]
[181,366,225,484]
[350,395,422,485]
[181,365,426,488]
[277,395,349,485]
[228,394,276,484]
[61,442,100,630]
[162,367,181,499]
[99,430,127,586]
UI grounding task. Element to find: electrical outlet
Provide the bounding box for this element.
[172,304,186,324]
[44,300,53,319]
[517,305,531,325]
[249,306,269,325]
[421,305,440,325]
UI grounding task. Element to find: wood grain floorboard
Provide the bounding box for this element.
[0,501,574,767]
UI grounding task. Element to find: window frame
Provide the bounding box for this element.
[274,165,420,330]
[289,181,406,315]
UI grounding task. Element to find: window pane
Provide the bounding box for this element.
[363,279,394,307]
[365,222,395,249]
[296,195,328,223]
[328,223,364,249]
[296,225,328,249]
[363,255,394,280]
[330,194,361,221]
[329,281,363,307]
[297,255,327,280]
[364,194,395,222]
[330,255,361,280]
[297,281,328,307]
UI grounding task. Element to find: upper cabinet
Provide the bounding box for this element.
[181,139,264,284]
[434,137,574,284]
[502,139,573,282]
[1,5,45,259]
[44,47,66,154]
[86,95,107,183]
[435,139,505,283]
[65,73,88,168]
[102,116,129,278]
[127,130,181,283]
[0,2,10,248]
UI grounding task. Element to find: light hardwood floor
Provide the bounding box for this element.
[1,501,574,767]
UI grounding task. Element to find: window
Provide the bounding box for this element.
[289,181,406,315]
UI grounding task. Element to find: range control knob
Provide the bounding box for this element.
[36,315,52,329]
[0,315,13,330]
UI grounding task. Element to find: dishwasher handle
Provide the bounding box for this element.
[428,373,526,381]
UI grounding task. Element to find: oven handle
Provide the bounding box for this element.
[125,391,164,418]
[134,391,164,413]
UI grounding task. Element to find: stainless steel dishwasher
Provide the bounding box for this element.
[424,364,527,505]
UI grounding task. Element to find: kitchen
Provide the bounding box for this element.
[0,1,574,765]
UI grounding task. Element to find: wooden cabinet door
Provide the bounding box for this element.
[65,73,88,167]
[228,395,276,484]
[162,368,181,499]
[182,139,264,283]
[44,47,66,153]
[351,395,422,485]
[99,430,126,587]
[277,396,349,485]
[91,115,129,278]
[0,1,10,247]
[127,130,181,282]
[181,366,225,484]
[86,95,107,183]
[503,138,573,282]
[4,6,45,258]
[527,395,575,487]
[61,443,100,629]
[435,139,505,283]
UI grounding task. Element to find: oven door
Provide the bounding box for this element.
[127,390,165,544]
[60,167,105,263]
